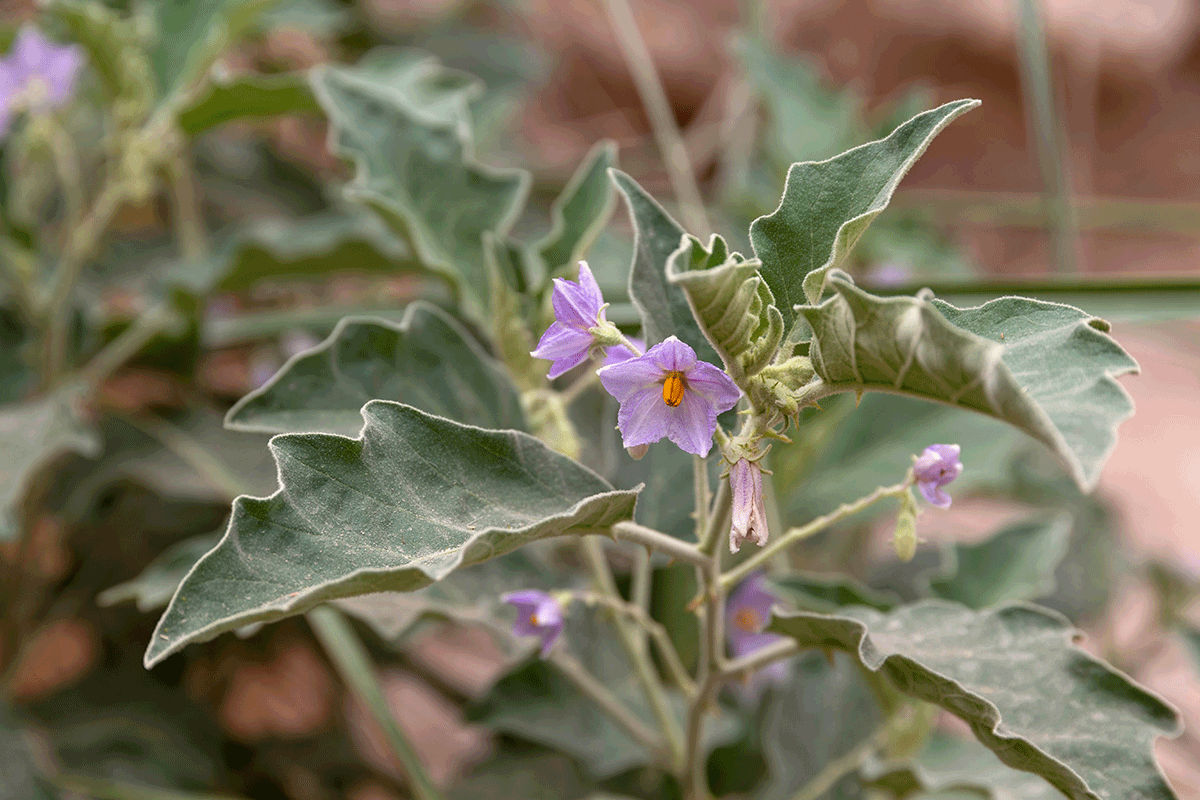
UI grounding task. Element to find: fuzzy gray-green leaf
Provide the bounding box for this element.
[769,601,1181,800]
[800,279,1137,490]
[930,516,1072,608]
[537,141,619,276]
[749,99,979,331]
[225,302,525,436]
[144,401,637,667]
[310,59,529,321]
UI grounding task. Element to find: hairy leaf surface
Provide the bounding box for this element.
[145,401,636,666]
[749,99,979,331]
[769,602,1181,800]
[537,141,619,276]
[930,516,1072,608]
[226,302,525,436]
[801,279,1137,490]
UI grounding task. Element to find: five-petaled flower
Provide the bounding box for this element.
[729,458,769,553]
[530,261,608,379]
[726,573,788,687]
[913,443,962,508]
[502,589,564,657]
[597,336,740,457]
[0,26,84,138]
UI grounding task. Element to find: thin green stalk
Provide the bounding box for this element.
[308,606,444,800]
[722,479,910,591]
[722,638,798,677]
[683,551,724,800]
[166,153,210,262]
[611,521,709,567]
[692,454,710,541]
[43,181,128,384]
[78,304,177,388]
[1016,0,1078,274]
[550,649,666,760]
[576,591,697,698]
[578,537,685,769]
[697,477,730,556]
[788,720,891,800]
[601,0,710,235]
[108,410,244,500]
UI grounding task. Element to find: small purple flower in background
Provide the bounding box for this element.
[726,573,788,688]
[913,443,963,508]
[729,458,769,553]
[0,26,85,137]
[502,589,564,657]
[597,336,740,457]
[602,336,645,368]
[531,261,607,378]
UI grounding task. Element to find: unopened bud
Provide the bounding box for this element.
[893,488,919,562]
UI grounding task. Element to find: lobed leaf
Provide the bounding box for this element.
[225,302,525,436]
[144,401,637,667]
[608,170,720,365]
[866,733,1064,800]
[749,99,979,333]
[310,59,529,321]
[800,278,1138,490]
[769,601,1181,800]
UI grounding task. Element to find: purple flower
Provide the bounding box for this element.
[0,26,84,137]
[913,444,963,509]
[502,590,564,657]
[531,261,607,379]
[602,336,645,367]
[729,458,769,553]
[726,574,788,686]
[597,336,740,457]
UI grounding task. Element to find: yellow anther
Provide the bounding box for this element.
[662,371,685,407]
[734,607,760,632]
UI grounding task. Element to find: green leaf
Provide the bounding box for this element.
[757,653,882,800]
[144,400,637,667]
[749,99,979,329]
[608,170,720,365]
[665,234,783,378]
[448,747,595,800]
[930,516,1072,608]
[98,533,222,613]
[800,278,1138,491]
[0,386,99,539]
[469,607,736,778]
[178,71,319,135]
[769,601,1181,800]
[865,733,1064,800]
[310,58,529,321]
[151,0,280,103]
[536,141,620,277]
[771,572,901,613]
[225,302,526,436]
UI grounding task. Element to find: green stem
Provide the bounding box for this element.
[721,479,910,591]
[308,606,444,800]
[577,537,685,769]
[788,720,891,800]
[611,521,709,567]
[550,649,667,760]
[166,152,210,262]
[682,552,724,800]
[43,182,128,385]
[601,0,710,235]
[721,638,798,677]
[78,304,177,388]
[698,473,730,556]
[575,591,697,698]
[692,454,710,541]
[108,410,244,500]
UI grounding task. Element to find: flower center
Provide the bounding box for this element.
[734,607,760,632]
[529,612,541,626]
[662,371,685,407]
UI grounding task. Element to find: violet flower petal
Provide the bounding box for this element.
[913,443,962,509]
[602,337,645,367]
[502,589,564,657]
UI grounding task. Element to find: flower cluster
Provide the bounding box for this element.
[0,26,84,138]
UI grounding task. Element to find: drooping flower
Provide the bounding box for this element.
[597,336,740,457]
[913,444,963,509]
[0,26,85,137]
[729,458,769,553]
[726,573,788,687]
[602,336,645,367]
[531,261,607,378]
[501,590,564,657]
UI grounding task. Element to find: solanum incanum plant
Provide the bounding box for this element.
[0,4,1185,798]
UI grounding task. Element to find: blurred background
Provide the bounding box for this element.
[1,0,1199,798]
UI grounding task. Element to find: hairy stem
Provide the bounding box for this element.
[166,152,210,262]
[611,521,709,567]
[308,606,444,800]
[788,719,891,800]
[601,0,710,235]
[575,591,697,698]
[578,537,685,769]
[721,479,910,590]
[79,304,177,388]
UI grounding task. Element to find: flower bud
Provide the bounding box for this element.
[893,488,919,562]
[729,458,769,553]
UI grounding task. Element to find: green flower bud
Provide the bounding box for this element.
[893,488,919,562]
